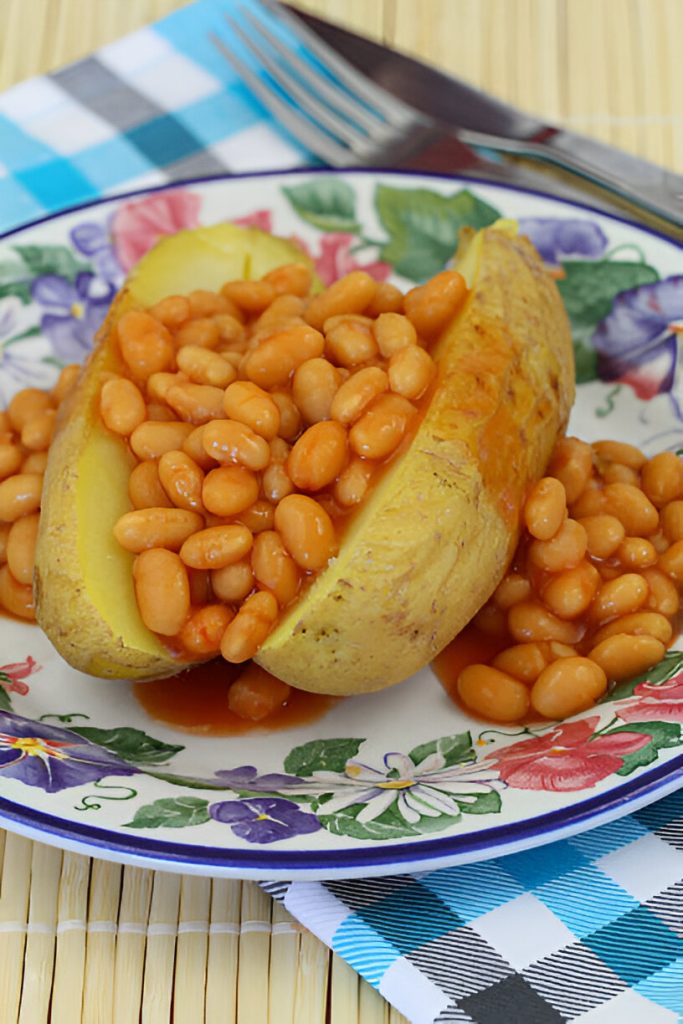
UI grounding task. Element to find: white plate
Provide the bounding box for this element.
[1,169,682,880]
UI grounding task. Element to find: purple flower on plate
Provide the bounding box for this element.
[592,276,683,400]
[0,711,138,793]
[209,797,321,843]
[213,765,307,791]
[518,217,608,265]
[31,271,116,363]
[70,220,124,286]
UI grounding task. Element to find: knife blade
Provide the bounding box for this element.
[289,5,683,234]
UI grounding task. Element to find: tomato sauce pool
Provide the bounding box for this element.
[133,660,340,735]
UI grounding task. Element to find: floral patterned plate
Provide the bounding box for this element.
[1,169,682,880]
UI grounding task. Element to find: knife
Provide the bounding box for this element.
[289,5,683,233]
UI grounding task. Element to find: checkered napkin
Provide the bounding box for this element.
[265,790,683,1023]
[1,2,682,1021]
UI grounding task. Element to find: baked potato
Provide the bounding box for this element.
[35,221,574,693]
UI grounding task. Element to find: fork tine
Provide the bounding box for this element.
[209,32,355,166]
[260,0,417,129]
[241,8,394,139]
[228,16,372,152]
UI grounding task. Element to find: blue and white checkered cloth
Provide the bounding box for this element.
[1,3,681,1020]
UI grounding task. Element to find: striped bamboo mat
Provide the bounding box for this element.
[0,1,680,1021]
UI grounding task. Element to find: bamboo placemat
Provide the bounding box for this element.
[0,1,680,1021]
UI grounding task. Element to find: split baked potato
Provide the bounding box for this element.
[35,220,574,693]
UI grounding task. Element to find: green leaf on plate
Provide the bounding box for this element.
[375,185,500,281]
[603,649,683,703]
[599,721,683,776]
[73,726,184,765]
[408,731,474,769]
[572,328,599,384]
[318,799,461,840]
[558,259,659,330]
[284,737,364,777]
[0,282,32,303]
[124,796,210,829]
[455,788,502,815]
[0,678,13,712]
[12,244,89,281]
[282,179,360,233]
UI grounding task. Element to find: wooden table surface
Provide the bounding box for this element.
[0,2,680,1022]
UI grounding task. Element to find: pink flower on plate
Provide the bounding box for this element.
[485,717,650,792]
[0,656,41,697]
[111,190,202,271]
[311,234,391,286]
[617,674,683,723]
[232,210,273,232]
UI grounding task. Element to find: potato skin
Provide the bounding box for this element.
[255,226,575,693]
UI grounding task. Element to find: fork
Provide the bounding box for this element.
[211,1,683,228]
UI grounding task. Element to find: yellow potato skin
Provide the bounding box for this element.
[35,221,574,691]
[255,225,574,693]
[35,225,314,680]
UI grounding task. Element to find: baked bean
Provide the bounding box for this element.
[237,500,276,535]
[305,271,378,331]
[493,572,532,610]
[270,391,301,441]
[528,518,587,572]
[642,567,680,616]
[251,530,300,606]
[325,319,378,367]
[158,450,204,512]
[221,279,276,315]
[146,371,185,404]
[21,408,56,452]
[0,522,9,563]
[578,514,626,558]
[100,377,146,436]
[508,600,584,644]
[542,560,600,619]
[149,295,190,329]
[203,466,259,517]
[292,358,342,424]
[364,282,404,317]
[117,311,174,378]
[287,421,348,491]
[473,602,509,637]
[592,440,646,470]
[21,452,48,475]
[588,634,665,682]
[8,388,52,432]
[0,445,23,480]
[188,568,212,606]
[261,460,294,503]
[333,457,374,507]
[0,473,42,522]
[214,314,247,347]
[349,394,415,460]
[51,364,81,404]
[133,548,190,636]
[660,500,683,542]
[165,382,226,425]
[570,484,607,518]
[176,345,236,388]
[650,531,669,554]
[547,436,593,504]
[590,573,649,623]
[179,604,234,656]
[601,463,640,486]
[254,294,306,334]
[114,508,203,553]
[531,657,607,718]
[457,664,530,722]
[180,524,253,570]
[617,537,657,570]
[372,313,417,358]
[641,451,683,507]
[592,611,673,647]
[524,477,567,540]
[245,324,325,389]
[175,317,221,349]
[330,367,388,425]
[658,539,683,581]
[223,381,280,441]
[6,513,39,585]
[220,589,279,662]
[128,460,173,510]
[388,345,435,399]
[130,420,194,460]
[404,270,467,338]
[187,289,231,318]
[274,494,337,571]
[0,564,35,620]
[603,482,659,536]
[263,263,312,297]
[227,665,292,720]
[202,419,271,472]
[492,642,550,684]
[211,559,255,603]
[182,425,217,470]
